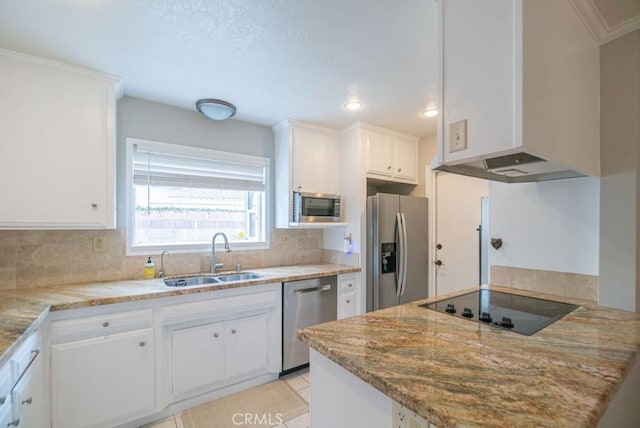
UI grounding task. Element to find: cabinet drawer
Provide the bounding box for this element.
[340,277,357,292]
[51,309,153,342]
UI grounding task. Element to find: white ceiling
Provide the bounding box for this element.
[0,0,440,137]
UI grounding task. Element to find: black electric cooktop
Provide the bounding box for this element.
[420,289,579,335]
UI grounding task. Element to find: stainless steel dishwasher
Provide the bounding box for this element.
[282,275,337,372]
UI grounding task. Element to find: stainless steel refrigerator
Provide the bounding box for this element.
[366,193,428,311]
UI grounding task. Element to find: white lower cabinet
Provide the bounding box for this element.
[171,322,225,398]
[338,273,361,319]
[0,360,13,428]
[51,328,156,428]
[170,313,269,401]
[0,400,10,428]
[45,281,282,426]
[2,330,47,428]
[224,314,268,382]
[10,354,46,428]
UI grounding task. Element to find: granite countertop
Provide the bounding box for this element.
[0,263,359,367]
[297,285,640,427]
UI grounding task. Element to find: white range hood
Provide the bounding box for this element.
[432,151,586,183]
[436,0,600,184]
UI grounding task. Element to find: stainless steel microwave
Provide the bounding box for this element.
[292,192,342,223]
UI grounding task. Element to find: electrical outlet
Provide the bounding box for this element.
[392,401,428,428]
[392,401,407,428]
[93,236,105,253]
[449,119,467,153]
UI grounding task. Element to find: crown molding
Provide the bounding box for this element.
[570,0,640,45]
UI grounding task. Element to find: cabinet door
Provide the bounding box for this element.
[171,322,225,399]
[338,274,360,319]
[338,291,357,320]
[365,130,394,177]
[393,137,418,182]
[51,329,155,428]
[291,127,338,194]
[225,314,268,382]
[0,52,116,229]
[11,355,47,428]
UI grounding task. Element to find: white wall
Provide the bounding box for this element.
[488,177,600,275]
[598,30,640,312]
[116,96,274,229]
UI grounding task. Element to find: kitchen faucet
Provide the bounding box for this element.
[210,232,232,273]
[158,250,172,278]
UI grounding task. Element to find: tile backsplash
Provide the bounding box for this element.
[490,265,597,302]
[0,229,357,290]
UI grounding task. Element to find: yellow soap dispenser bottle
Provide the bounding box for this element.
[144,257,155,279]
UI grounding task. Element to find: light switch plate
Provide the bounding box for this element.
[449,119,467,153]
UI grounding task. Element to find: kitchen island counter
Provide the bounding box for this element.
[297,285,640,427]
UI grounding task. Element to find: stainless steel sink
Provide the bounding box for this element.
[164,272,262,287]
[164,276,220,287]
[215,273,262,282]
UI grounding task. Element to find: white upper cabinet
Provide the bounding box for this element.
[438,0,599,176]
[273,119,341,228]
[392,136,418,182]
[0,49,122,229]
[364,125,419,184]
[290,125,339,194]
[365,130,394,177]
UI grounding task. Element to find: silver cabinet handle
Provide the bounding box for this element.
[347,283,353,288]
[213,333,219,338]
[21,397,32,405]
[294,284,332,295]
[346,300,351,304]
[387,165,392,170]
[139,341,146,347]
[397,168,402,173]
[102,321,109,327]
[91,203,98,208]
[231,329,237,334]
[7,419,19,427]
[0,396,5,405]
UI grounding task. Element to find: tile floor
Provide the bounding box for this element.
[145,368,310,428]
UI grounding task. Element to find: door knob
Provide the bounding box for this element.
[434,260,444,266]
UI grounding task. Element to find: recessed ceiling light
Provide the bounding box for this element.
[423,108,438,117]
[344,101,363,111]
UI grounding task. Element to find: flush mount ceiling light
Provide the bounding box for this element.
[423,108,438,117]
[196,99,237,120]
[344,101,363,111]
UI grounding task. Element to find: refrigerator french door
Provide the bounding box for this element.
[366,193,428,311]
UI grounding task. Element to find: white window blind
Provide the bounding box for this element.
[125,138,269,254]
[132,145,266,191]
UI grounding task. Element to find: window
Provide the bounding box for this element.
[125,138,269,254]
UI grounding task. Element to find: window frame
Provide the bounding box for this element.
[125,137,270,256]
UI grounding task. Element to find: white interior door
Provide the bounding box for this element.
[434,172,489,296]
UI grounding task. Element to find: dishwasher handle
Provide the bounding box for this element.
[294,284,332,295]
